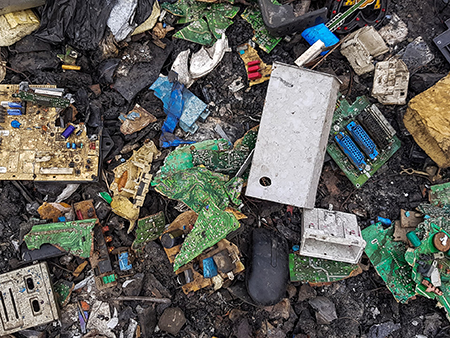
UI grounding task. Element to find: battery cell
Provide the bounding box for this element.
[0,262,59,335]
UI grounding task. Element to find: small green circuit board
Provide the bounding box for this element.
[430,182,450,206]
[173,203,240,271]
[53,279,74,307]
[289,254,361,283]
[241,2,282,53]
[13,90,70,108]
[191,127,258,176]
[404,217,450,318]
[24,219,96,258]
[362,222,416,303]
[162,0,239,45]
[132,211,166,253]
[327,95,401,188]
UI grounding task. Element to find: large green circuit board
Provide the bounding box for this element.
[241,1,282,53]
[404,217,450,319]
[362,222,416,303]
[327,95,401,188]
[289,254,361,283]
[24,219,96,258]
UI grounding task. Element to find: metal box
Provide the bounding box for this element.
[300,208,366,264]
[0,262,59,335]
[246,62,340,208]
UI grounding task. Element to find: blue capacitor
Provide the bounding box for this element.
[203,257,218,278]
[61,125,76,139]
[72,143,76,149]
[11,120,21,128]
[7,109,22,115]
[8,102,22,108]
[66,142,71,148]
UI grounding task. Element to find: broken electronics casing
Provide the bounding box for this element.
[300,208,366,264]
[246,62,340,208]
[0,84,100,181]
[0,262,59,335]
[371,59,409,105]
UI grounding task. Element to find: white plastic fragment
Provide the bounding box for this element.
[378,13,408,46]
[371,59,409,105]
[294,40,325,67]
[190,34,229,79]
[55,184,80,203]
[107,308,119,329]
[171,50,194,88]
[300,208,366,264]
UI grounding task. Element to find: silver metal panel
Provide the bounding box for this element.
[246,62,340,208]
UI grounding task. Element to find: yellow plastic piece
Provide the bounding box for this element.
[0,9,40,46]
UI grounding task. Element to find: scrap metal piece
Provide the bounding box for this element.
[0,84,100,181]
[107,0,138,42]
[119,104,157,135]
[340,26,389,75]
[24,219,96,258]
[300,208,366,264]
[150,75,209,134]
[132,211,166,253]
[371,59,409,105]
[246,62,340,208]
[434,18,450,64]
[289,254,362,285]
[0,262,59,335]
[378,13,408,46]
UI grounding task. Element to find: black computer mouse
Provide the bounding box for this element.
[246,227,289,306]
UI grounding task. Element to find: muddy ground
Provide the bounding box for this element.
[1,0,450,336]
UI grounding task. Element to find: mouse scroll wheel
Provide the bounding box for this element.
[271,238,277,267]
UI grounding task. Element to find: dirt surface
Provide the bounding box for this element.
[2,0,450,337]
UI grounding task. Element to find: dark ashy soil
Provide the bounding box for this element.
[2,0,450,337]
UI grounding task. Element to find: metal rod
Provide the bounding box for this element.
[115,296,171,304]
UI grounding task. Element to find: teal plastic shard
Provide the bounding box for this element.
[173,203,240,271]
[289,253,361,283]
[132,211,166,253]
[241,1,282,53]
[150,75,209,134]
[24,219,96,258]
[160,139,231,176]
[362,222,416,303]
[152,167,242,212]
[191,127,259,176]
[404,217,450,319]
[162,0,239,45]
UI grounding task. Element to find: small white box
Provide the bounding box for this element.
[300,208,366,264]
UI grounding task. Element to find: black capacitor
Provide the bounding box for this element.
[161,229,185,248]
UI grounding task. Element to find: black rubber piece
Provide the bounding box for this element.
[246,228,289,306]
[258,0,328,37]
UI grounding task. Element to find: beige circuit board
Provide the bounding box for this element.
[0,84,100,181]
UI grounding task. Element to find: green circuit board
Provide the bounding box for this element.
[53,279,74,307]
[24,219,96,258]
[241,2,282,53]
[191,127,258,176]
[404,217,450,319]
[289,254,361,283]
[173,204,240,271]
[13,90,70,108]
[430,182,450,206]
[132,211,166,253]
[327,95,401,188]
[362,222,416,303]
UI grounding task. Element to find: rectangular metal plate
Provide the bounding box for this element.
[0,262,59,335]
[246,62,340,208]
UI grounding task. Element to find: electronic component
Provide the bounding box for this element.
[0,262,59,335]
[12,82,70,108]
[0,84,100,181]
[327,95,401,188]
[24,219,96,258]
[90,225,117,290]
[334,132,367,171]
[132,211,166,253]
[345,121,378,160]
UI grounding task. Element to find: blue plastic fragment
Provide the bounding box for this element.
[150,75,209,134]
[424,215,431,219]
[163,81,185,134]
[292,245,300,252]
[160,132,195,148]
[11,120,21,128]
[377,216,392,226]
[58,217,66,222]
[119,252,132,271]
[301,23,339,56]
[203,257,218,278]
[405,211,410,217]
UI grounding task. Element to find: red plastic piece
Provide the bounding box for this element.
[248,65,261,73]
[247,60,260,66]
[102,225,110,233]
[248,72,262,80]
